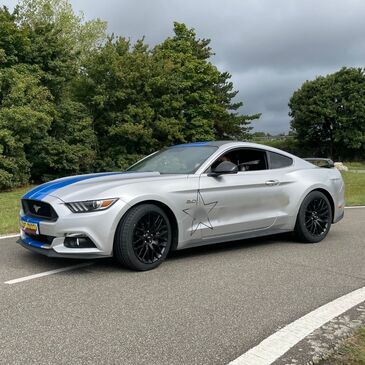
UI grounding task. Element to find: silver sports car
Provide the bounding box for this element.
[19,141,345,271]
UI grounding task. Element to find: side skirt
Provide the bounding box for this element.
[177,227,293,250]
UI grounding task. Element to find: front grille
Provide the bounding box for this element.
[24,232,55,245]
[22,199,58,221]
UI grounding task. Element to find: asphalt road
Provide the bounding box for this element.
[1,208,365,365]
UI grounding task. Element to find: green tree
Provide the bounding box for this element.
[151,23,259,142]
[15,0,106,98]
[0,65,53,189]
[289,67,365,160]
[0,1,105,188]
[77,36,155,169]
[79,23,259,170]
[16,0,107,60]
[0,6,30,68]
[18,0,103,182]
[29,99,97,180]
[1,2,259,187]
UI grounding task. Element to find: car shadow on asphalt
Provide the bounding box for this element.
[91,233,298,272]
[167,232,297,262]
[17,250,89,268]
[10,233,299,275]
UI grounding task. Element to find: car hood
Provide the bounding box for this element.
[22,171,164,202]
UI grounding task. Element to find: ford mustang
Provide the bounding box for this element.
[19,141,345,271]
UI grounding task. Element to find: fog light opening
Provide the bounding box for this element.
[64,234,96,249]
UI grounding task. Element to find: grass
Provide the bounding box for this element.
[344,161,365,170]
[0,186,35,236]
[343,172,365,206]
[0,170,364,235]
[320,327,365,364]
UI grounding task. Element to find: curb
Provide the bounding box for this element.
[274,301,365,365]
[229,287,365,365]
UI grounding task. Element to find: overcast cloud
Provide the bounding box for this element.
[3,0,365,133]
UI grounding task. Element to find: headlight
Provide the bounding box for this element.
[65,199,118,213]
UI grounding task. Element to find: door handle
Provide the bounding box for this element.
[265,179,280,186]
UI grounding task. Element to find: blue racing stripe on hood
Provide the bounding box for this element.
[23,172,127,201]
[171,142,209,148]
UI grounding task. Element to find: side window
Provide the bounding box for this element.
[268,152,293,169]
[209,148,268,172]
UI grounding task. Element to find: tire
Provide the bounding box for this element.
[294,191,332,243]
[114,204,172,271]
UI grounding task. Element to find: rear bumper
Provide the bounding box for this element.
[333,209,344,224]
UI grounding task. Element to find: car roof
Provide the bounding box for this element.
[170,140,306,162]
[170,140,286,149]
[170,141,241,148]
[170,141,228,148]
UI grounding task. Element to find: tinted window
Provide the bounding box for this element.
[209,148,268,172]
[128,146,218,174]
[268,152,293,169]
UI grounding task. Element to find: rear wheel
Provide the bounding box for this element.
[294,191,332,243]
[114,204,172,271]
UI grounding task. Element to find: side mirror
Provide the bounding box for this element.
[208,161,238,177]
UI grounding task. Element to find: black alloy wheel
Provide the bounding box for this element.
[132,211,169,264]
[294,191,332,243]
[304,197,330,237]
[114,204,172,271]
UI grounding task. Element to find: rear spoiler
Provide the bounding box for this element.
[303,158,335,168]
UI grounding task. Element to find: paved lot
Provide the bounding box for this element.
[1,209,365,365]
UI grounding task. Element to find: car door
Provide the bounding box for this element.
[197,148,292,240]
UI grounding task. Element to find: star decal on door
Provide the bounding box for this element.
[183,190,218,236]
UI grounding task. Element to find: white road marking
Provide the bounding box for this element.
[345,206,365,209]
[228,285,365,365]
[4,262,94,285]
[0,234,20,240]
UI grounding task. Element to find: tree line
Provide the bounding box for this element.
[0,0,259,190]
[289,67,365,161]
[1,0,364,191]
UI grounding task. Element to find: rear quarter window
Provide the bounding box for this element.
[268,151,293,169]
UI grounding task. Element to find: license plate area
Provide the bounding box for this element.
[20,218,39,235]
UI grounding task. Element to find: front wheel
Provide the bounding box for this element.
[114,204,172,271]
[294,191,332,243]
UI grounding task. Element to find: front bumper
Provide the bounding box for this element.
[18,196,130,259]
[17,237,109,259]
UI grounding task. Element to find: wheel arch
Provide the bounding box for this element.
[308,188,335,222]
[115,199,179,252]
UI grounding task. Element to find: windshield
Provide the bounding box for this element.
[127,146,218,174]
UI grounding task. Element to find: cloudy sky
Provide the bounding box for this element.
[3,0,365,133]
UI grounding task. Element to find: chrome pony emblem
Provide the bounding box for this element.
[33,205,41,213]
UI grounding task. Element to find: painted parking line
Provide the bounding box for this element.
[228,285,365,365]
[4,262,94,285]
[0,234,20,240]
